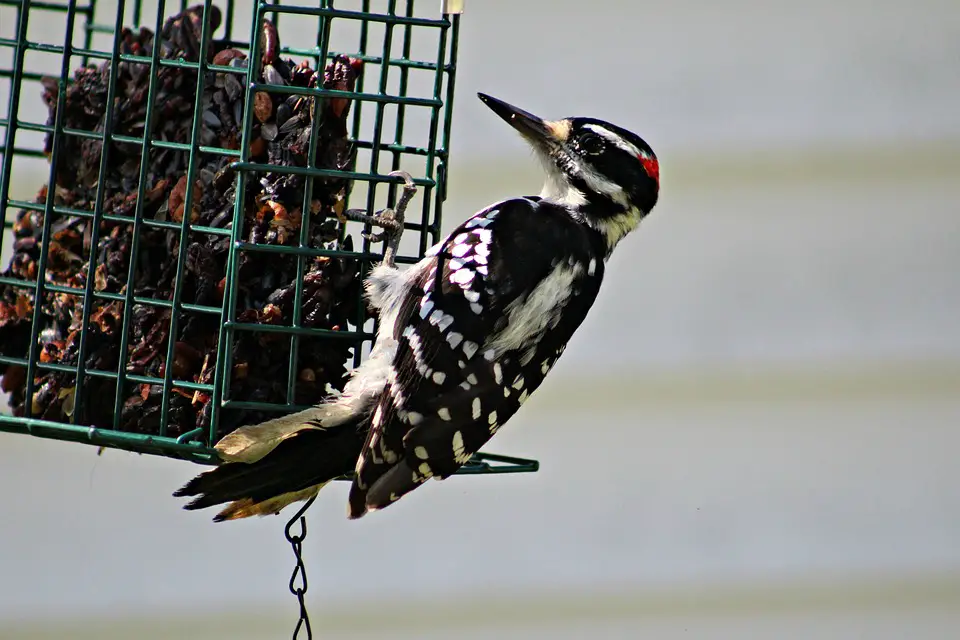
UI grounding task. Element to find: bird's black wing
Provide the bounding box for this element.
[348,197,606,517]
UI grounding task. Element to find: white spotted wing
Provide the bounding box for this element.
[348,197,606,516]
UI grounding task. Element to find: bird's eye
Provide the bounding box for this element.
[578,133,604,155]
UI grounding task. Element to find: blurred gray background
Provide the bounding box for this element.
[1,0,959,638]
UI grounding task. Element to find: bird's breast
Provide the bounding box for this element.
[485,257,592,357]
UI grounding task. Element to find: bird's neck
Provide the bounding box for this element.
[539,180,641,254]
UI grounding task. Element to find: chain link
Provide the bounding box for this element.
[285,495,318,640]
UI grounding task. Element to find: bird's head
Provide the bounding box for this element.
[479,93,659,251]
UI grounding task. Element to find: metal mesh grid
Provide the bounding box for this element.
[0,0,536,476]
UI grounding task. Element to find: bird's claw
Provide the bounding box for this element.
[342,171,416,268]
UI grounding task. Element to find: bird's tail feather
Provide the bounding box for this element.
[173,406,369,522]
[213,403,356,463]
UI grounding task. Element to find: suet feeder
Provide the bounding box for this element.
[0,0,538,478]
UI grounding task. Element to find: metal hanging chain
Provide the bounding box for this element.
[285,494,319,640]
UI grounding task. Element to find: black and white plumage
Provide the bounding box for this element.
[349,197,607,515]
[174,93,660,521]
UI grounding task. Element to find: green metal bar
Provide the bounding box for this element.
[222,399,320,413]
[0,46,203,68]
[417,8,448,255]
[136,298,223,314]
[113,0,176,432]
[435,13,460,240]
[0,412,537,473]
[460,453,541,475]
[225,321,372,341]
[350,139,436,157]
[266,0,279,30]
[0,140,224,164]
[346,0,372,369]
[249,83,443,109]
[0,0,93,9]
[0,355,216,392]
[313,0,326,71]
[123,374,211,390]
[353,0,399,370]
[0,0,29,265]
[0,414,216,462]
[222,0,235,42]
[176,427,205,444]
[23,1,79,421]
[0,147,46,159]
[2,47,246,69]
[287,49,443,71]
[346,0,412,376]
[351,0,370,170]
[83,24,126,35]
[73,0,128,426]
[0,41,110,59]
[118,53,248,70]
[6,121,244,157]
[0,70,51,83]
[1,200,235,236]
[157,0,216,438]
[226,161,436,186]
[264,5,449,28]
[285,0,335,406]
[81,0,98,67]
[0,275,223,306]
[210,0,268,446]
[234,239,425,262]
[386,0,414,217]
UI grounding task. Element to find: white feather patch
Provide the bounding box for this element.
[485,261,584,357]
[582,123,644,158]
[451,269,474,285]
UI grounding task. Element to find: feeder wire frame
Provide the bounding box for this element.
[0,0,538,477]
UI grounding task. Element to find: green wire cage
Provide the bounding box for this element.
[0,0,537,477]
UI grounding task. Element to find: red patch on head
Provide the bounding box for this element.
[639,155,659,186]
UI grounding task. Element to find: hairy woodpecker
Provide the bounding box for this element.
[174,93,660,521]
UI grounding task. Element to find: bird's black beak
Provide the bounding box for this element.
[477,93,569,148]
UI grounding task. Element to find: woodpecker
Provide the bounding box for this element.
[174,93,660,521]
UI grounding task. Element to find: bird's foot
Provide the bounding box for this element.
[342,171,416,268]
